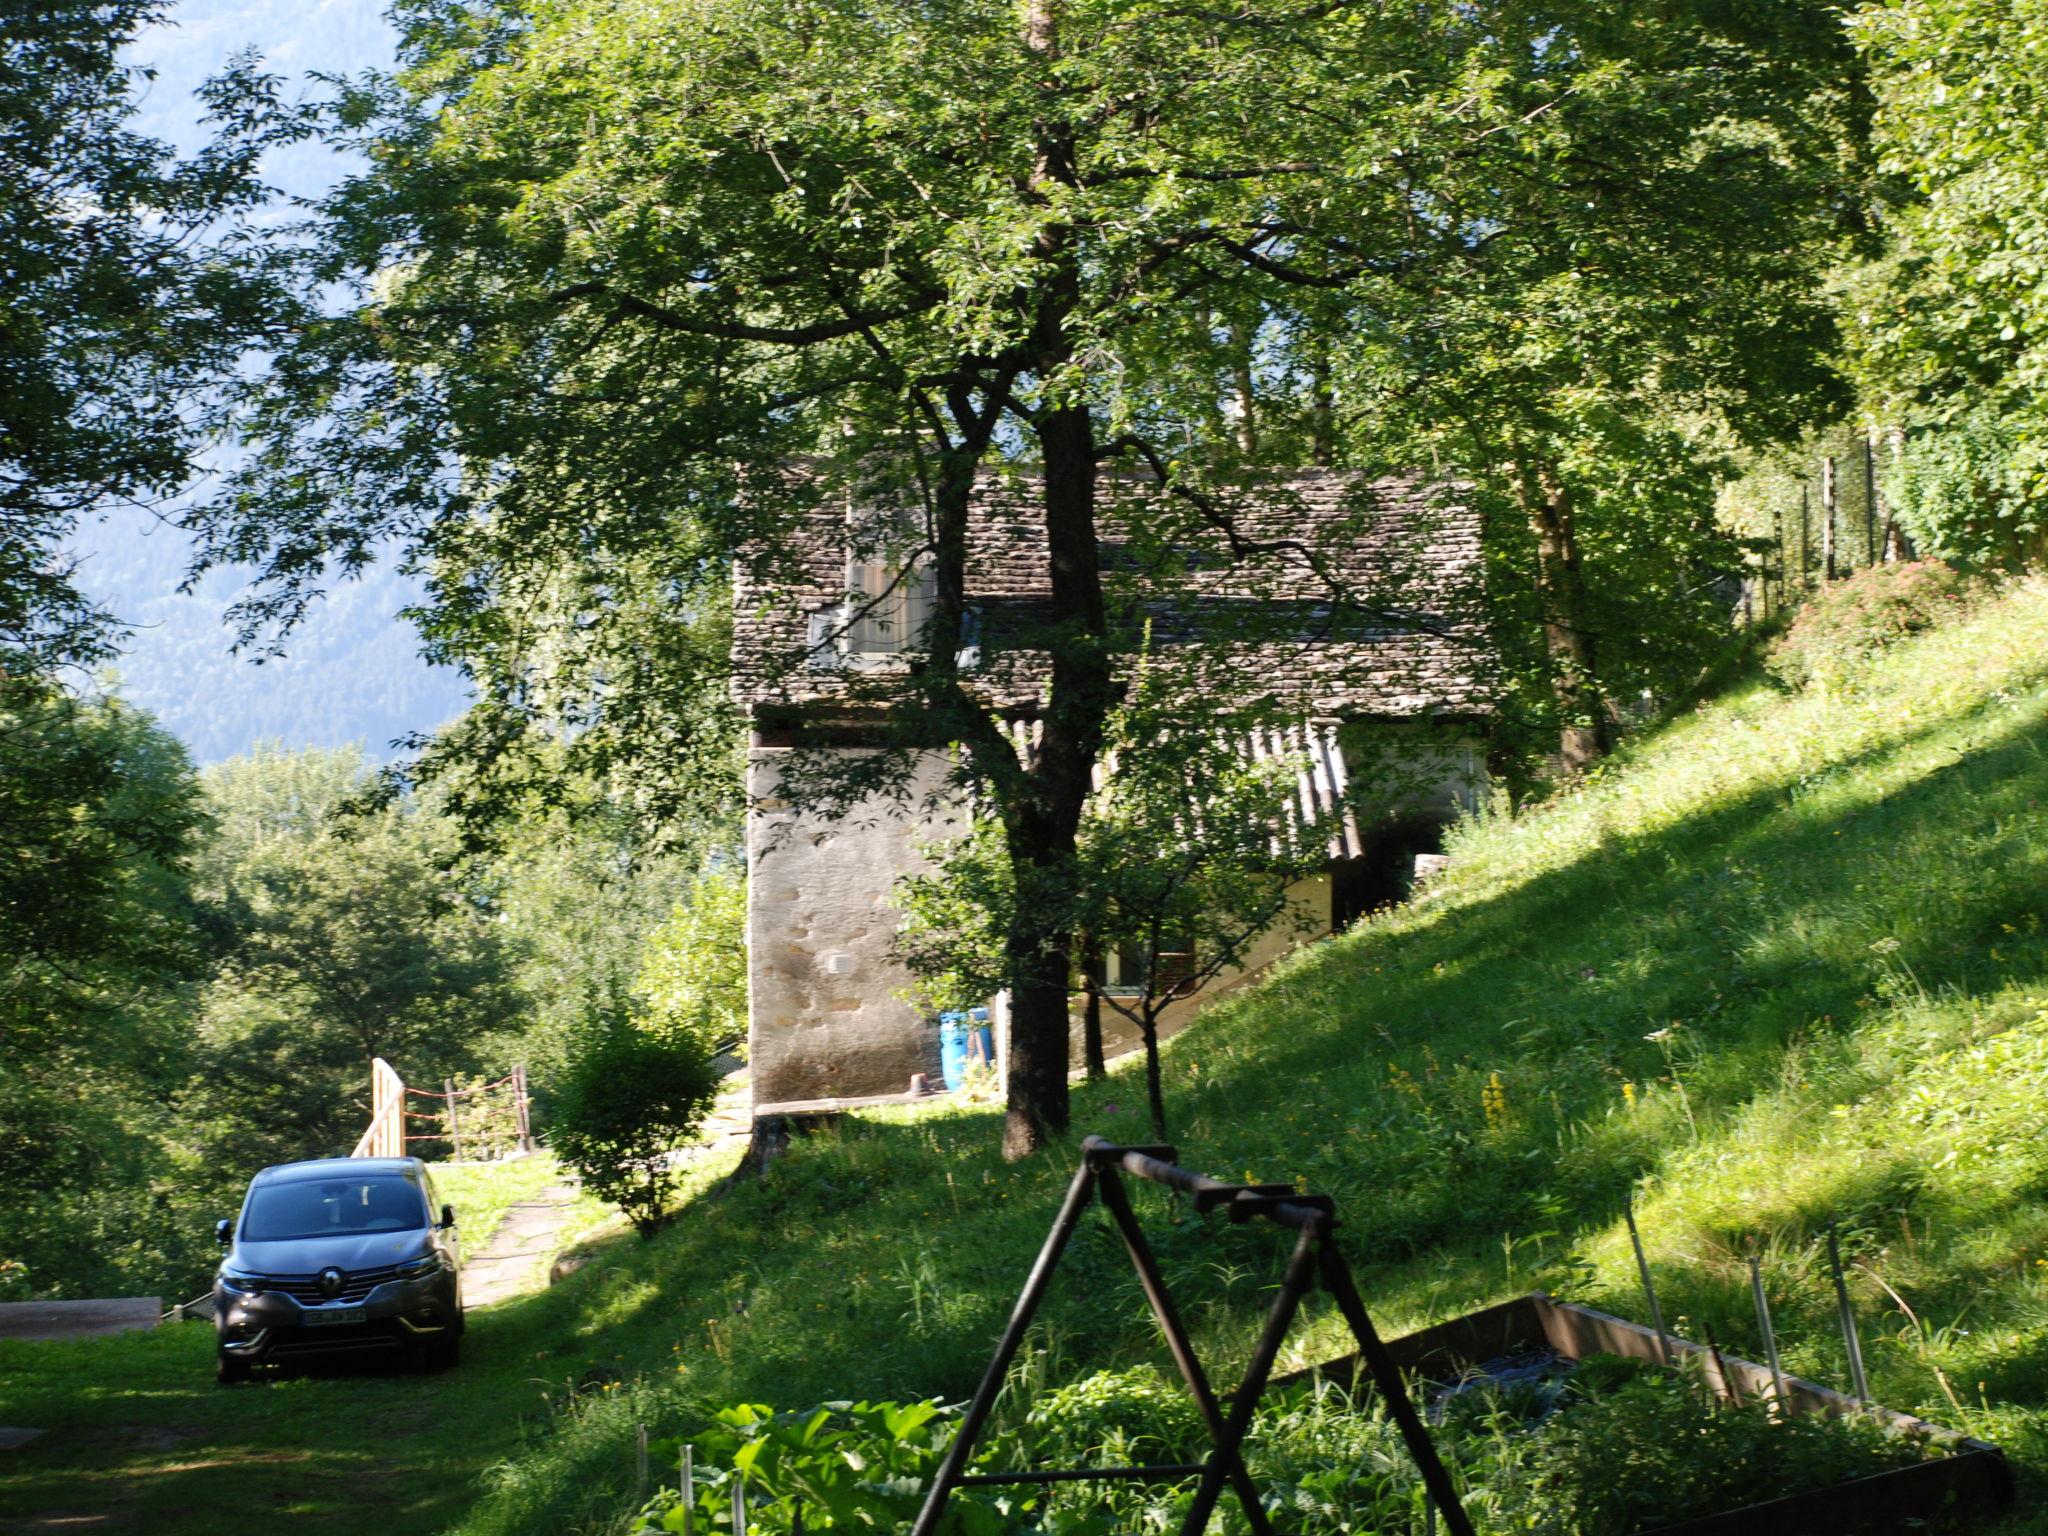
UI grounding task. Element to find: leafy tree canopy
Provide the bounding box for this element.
[1,2,305,669]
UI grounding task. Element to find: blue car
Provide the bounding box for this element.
[212,1156,464,1383]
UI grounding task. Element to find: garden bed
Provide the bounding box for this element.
[1277,1292,2015,1536]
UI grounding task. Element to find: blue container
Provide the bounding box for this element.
[939,1010,996,1091]
[938,1012,967,1090]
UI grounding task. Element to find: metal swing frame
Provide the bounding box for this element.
[908,1136,1475,1536]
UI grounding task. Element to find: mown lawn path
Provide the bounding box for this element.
[462,1181,585,1307]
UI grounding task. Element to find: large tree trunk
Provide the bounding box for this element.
[1002,401,1110,1159]
[998,0,1113,1161]
[1512,459,1607,772]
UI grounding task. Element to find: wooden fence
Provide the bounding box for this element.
[349,1057,533,1162]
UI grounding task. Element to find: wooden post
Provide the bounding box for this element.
[354,1057,408,1158]
[515,1063,533,1152]
[1799,485,1811,588]
[1821,455,1838,582]
[444,1078,465,1162]
[1770,501,1784,614]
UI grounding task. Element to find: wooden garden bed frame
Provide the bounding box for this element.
[1277,1291,2015,1536]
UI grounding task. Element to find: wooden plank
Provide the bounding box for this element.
[1266,1295,1545,1395]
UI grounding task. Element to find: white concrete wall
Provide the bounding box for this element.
[746,748,959,1111]
[1079,873,1332,1062]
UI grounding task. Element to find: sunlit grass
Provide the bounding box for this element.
[5,581,2047,1535]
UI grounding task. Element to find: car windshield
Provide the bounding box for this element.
[242,1175,426,1241]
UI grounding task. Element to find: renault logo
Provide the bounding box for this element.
[318,1266,345,1298]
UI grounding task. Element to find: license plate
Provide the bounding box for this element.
[304,1307,366,1327]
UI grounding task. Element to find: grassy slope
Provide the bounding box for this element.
[5,582,2046,1534]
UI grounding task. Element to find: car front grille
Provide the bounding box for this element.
[255,1263,407,1305]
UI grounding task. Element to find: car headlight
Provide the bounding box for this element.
[219,1267,265,1295]
[396,1252,444,1280]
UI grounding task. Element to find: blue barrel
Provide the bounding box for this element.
[938,1012,967,1091]
[967,1007,994,1072]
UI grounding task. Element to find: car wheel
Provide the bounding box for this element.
[421,1331,461,1371]
[216,1352,251,1385]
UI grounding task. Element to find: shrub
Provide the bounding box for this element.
[1767,560,1980,689]
[1524,1372,1934,1536]
[623,1367,1946,1535]
[547,1022,720,1234]
[1885,409,2048,571]
[633,1400,1019,1534]
[635,861,749,1059]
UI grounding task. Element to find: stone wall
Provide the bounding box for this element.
[746,748,961,1112]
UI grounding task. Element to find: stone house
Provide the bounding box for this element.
[732,468,1494,1116]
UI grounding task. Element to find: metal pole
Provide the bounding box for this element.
[1318,1238,1477,1536]
[681,1444,694,1536]
[908,1160,1099,1536]
[1096,1168,1276,1535]
[1748,1255,1791,1413]
[1828,1226,1871,1405]
[1178,1225,1320,1536]
[1864,430,1879,568]
[1625,1194,1671,1367]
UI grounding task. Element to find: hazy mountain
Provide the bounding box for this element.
[65,0,471,765]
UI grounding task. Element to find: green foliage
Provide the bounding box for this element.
[896,820,1022,1017]
[487,791,727,1096]
[635,861,749,1059]
[1848,0,2048,548]
[548,1021,720,1235]
[0,2,306,670]
[1766,561,1981,689]
[1523,1373,1933,1536]
[0,674,211,1298]
[634,1400,1017,1534]
[624,1366,1940,1536]
[1885,410,2048,569]
[181,745,525,1174]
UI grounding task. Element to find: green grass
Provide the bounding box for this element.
[5,579,2047,1534]
[434,1152,603,1254]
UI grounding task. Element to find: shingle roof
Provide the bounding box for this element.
[731,468,1493,718]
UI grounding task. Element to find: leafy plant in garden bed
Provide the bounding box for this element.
[627,1358,1957,1535]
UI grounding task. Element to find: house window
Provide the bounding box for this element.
[846,556,934,660]
[803,547,972,673]
[1104,935,1197,996]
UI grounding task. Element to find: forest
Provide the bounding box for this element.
[7,0,2048,1287]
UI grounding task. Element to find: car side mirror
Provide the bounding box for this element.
[215,1218,233,1246]
[440,1204,456,1229]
